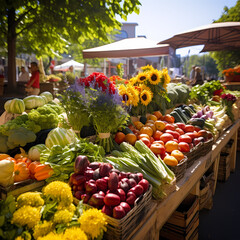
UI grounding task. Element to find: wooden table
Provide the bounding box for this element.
[129,119,240,240]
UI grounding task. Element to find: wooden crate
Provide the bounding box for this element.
[160,194,199,240]
[0,180,45,200]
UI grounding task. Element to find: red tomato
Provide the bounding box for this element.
[165,124,175,131]
[184,125,195,133]
[178,142,190,152]
[140,137,151,148]
[185,132,197,140]
[150,137,155,144]
[179,134,192,143]
[160,133,174,143]
[173,139,179,143]
[152,130,163,141]
[197,130,208,138]
[194,126,202,132]
[150,143,166,156]
[152,140,165,146]
[175,123,186,131]
[165,130,180,140]
[175,128,185,135]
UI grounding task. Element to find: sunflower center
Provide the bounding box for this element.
[142,94,147,101]
[123,94,129,101]
[151,74,157,81]
[140,76,146,81]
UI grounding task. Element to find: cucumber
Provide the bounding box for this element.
[182,109,192,119]
[122,127,133,135]
[174,108,188,123]
[185,106,195,115]
[188,104,196,113]
[170,111,185,123]
[188,118,205,128]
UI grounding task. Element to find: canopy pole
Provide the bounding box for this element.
[127,58,129,78]
[103,59,106,75]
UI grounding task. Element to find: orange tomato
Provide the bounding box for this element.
[125,133,137,145]
[147,114,158,122]
[160,133,174,143]
[139,126,153,137]
[146,119,155,124]
[150,143,165,155]
[162,114,175,123]
[165,140,179,153]
[138,134,151,140]
[114,132,126,144]
[153,111,163,120]
[145,123,156,133]
[140,137,151,148]
[152,130,163,141]
[171,150,184,162]
[133,121,144,130]
[163,155,178,166]
[154,120,166,131]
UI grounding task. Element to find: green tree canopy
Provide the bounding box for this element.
[211,0,240,74]
[0,0,141,90]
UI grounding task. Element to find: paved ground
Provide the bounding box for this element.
[199,151,240,240]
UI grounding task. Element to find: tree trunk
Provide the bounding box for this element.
[7,7,17,91]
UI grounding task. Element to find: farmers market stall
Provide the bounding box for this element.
[0,66,239,240]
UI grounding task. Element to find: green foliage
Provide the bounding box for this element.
[211,1,240,73]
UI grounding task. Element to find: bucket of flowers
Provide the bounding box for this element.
[222,65,240,82]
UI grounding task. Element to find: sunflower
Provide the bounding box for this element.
[136,72,149,83]
[148,69,161,85]
[126,85,139,106]
[118,85,133,106]
[161,68,171,89]
[129,77,138,85]
[140,84,152,92]
[78,208,107,239]
[118,84,126,95]
[141,64,154,72]
[140,89,153,106]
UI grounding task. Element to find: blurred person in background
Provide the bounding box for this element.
[192,67,204,86]
[18,66,29,82]
[25,62,40,95]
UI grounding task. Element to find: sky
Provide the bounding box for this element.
[120,0,238,56]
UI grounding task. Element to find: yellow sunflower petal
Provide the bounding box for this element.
[140,89,153,106]
[148,69,161,85]
[136,72,149,83]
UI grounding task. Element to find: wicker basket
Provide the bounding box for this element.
[201,138,214,156]
[169,157,187,181]
[185,143,203,168]
[104,184,152,240]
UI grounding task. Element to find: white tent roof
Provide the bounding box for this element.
[54,60,84,71]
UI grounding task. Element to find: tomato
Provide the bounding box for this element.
[184,125,195,133]
[152,140,164,146]
[179,134,192,143]
[197,130,208,139]
[133,121,144,130]
[171,150,184,162]
[165,130,180,140]
[185,132,197,140]
[193,137,205,146]
[165,124,176,131]
[125,133,137,145]
[153,111,163,120]
[160,133,174,143]
[140,126,153,137]
[175,128,185,135]
[194,126,202,132]
[145,123,156,133]
[178,142,190,152]
[114,132,125,144]
[162,114,175,123]
[150,143,165,156]
[150,137,155,144]
[154,120,166,131]
[147,114,158,122]
[173,139,179,143]
[128,124,135,131]
[152,130,163,141]
[175,122,186,131]
[140,137,151,148]
[138,134,150,140]
[165,141,179,153]
[163,155,178,166]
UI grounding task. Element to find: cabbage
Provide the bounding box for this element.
[28,144,48,161]
[40,91,53,103]
[23,95,45,109]
[45,127,77,148]
[4,98,25,114]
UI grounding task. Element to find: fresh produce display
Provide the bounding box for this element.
[4,98,25,114]
[69,155,150,219]
[0,181,107,240]
[40,138,105,182]
[106,140,175,199]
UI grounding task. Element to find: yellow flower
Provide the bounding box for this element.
[140,89,153,106]
[12,206,41,229]
[126,85,139,107]
[161,68,171,89]
[148,69,161,85]
[118,84,126,95]
[118,85,133,106]
[43,181,73,206]
[15,237,24,240]
[78,208,107,239]
[38,232,63,240]
[63,227,88,240]
[53,209,73,224]
[136,72,149,83]
[57,203,76,213]
[140,84,151,92]
[141,64,154,72]
[129,77,138,85]
[33,221,54,240]
[17,192,44,208]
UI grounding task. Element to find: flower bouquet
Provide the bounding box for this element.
[118,65,171,116]
[221,93,237,122]
[77,72,129,152]
[222,66,240,82]
[59,81,90,138]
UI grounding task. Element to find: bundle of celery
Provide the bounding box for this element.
[106,140,175,200]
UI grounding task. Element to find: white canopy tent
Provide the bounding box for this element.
[54,60,84,72]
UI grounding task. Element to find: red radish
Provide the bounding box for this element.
[99,163,112,177]
[85,182,97,194]
[113,205,126,219]
[128,178,137,188]
[108,172,119,191]
[93,168,100,180]
[74,155,89,174]
[81,193,91,204]
[138,179,149,193]
[98,191,105,197]
[119,181,130,193]
[96,178,108,191]
[84,169,94,180]
[102,205,113,217]
[70,173,86,186]
[74,190,84,200]
[120,202,131,214]
[119,172,128,180]
[104,193,121,206]
[126,192,137,205]
[88,193,105,208]
[129,185,144,197]
[89,162,101,170]
[136,173,143,181]
[116,188,126,202]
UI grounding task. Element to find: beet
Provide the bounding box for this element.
[89,162,101,170]
[99,163,112,177]
[102,205,113,217]
[88,193,105,208]
[74,155,89,174]
[108,172,119,192]
[104,193,121,206]
[120,202,131,214]
[138,179,149,193]
[113,205,126,219]
[96,178,108,191]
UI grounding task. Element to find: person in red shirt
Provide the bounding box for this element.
[25,62,40,95]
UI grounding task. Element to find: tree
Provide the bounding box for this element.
[211,1,240,74]
[0,0,141,91]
